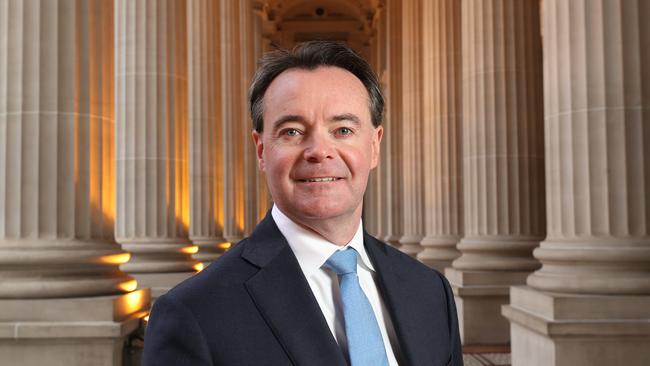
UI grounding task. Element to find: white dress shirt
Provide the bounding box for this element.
[272,205,401,365]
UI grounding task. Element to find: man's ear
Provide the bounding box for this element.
[251,130,265,172]
[370,125,383,169]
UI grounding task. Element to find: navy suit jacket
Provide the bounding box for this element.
[143,212,463,366]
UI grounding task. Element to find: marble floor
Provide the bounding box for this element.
[463,352,511,366]
[462,345,510,366]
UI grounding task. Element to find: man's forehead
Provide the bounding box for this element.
[267,66,365,93]
[263,66,369,110]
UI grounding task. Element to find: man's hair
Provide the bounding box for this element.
[248,41,384,132]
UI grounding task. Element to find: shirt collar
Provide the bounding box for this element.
[271,205,375,277]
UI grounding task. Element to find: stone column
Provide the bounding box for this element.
[446,0,545,345]
[364,7,386,238]
[374,8,389,241]
[115,0,198,299]
[188,0,228,265]
[418,0,463,272]
[215,0,269,242]
[503,1,650,365]
[382,0,403,248]
[241,0,267,237]
[398,0,424,256]
[251,3,271,224]
[220,0,245,244]
[0,1,149,364]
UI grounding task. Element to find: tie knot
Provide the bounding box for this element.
[324,248,358,275]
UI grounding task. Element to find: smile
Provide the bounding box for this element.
[298,177,342,183]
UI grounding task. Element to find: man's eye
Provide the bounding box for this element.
[282,128,300,136]
[336,127,352,136]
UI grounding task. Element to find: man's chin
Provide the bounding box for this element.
[290,204,359,223]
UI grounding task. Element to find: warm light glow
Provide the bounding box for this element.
[144,314,150,323]
[218,243,232,250]
[181,4,190,232]
[104,0,116,224]
[180,245,199,254]
[122,288,146,314]
[194,262,205,272]
[174,2,191,232]
[81,0,116,227]
[98,252,131,265]
[118,279,139,292]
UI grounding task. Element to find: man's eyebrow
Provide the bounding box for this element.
[271,114,306,130]
[330,113,361,125]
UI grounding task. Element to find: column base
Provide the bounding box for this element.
[190,237,230,265]
[131,272,195,299]
[398,235,423,257]
[445,268,529,346]
[418,258,452,273]
[0,289,150,366]
[502,286,650,366]
[382,235,401,248]
[224,235,243,245]
[417,237,460,273]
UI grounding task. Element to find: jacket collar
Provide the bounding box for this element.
[241,212,347,366]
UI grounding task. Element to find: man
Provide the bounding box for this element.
[143,41,462,366]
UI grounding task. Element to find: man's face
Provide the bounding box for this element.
[252,66,383,225]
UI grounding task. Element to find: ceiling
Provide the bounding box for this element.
[256,0,384,47]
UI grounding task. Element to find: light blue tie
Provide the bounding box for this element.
[324,248,389,366]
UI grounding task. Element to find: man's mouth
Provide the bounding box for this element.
[298,177,342,183]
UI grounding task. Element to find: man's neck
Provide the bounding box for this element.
[275,205,362,246]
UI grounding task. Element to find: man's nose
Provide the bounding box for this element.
[303,132,334,162]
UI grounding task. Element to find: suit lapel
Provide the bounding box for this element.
[365,233,448,366]
[242,213,347,366]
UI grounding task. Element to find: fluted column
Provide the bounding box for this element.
[188,0,227,265]
[0,0,134,300]
[364,7,387,238]
[241,0,268,237]
[398,0,424,256]
[417,0,463,271]
[446,0,545,345]
[528,1,650,296]
[253,7,272,221]
[382,0,403,248]
[115,0,198,298]
[504,1,650,365]
[220,0,245,244]
[0,1,149,364]
[215,1,269,242]
[374,8,389,241]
